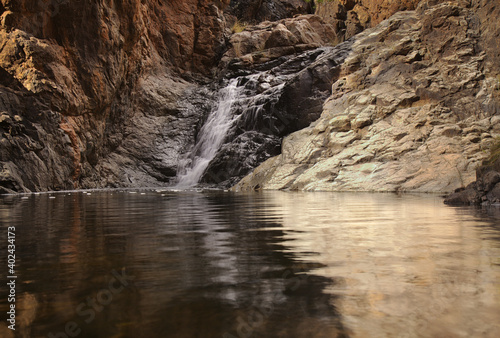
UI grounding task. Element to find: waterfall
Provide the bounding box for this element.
[175,78,242,188]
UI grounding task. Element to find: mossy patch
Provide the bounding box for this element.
[232,20,247,34]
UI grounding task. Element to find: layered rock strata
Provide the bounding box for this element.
[0,0,231,193]
[445,145,500,205]
[315,0,424,43]
[233,1,500,193]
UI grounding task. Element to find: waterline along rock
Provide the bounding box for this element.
[233,1,500,193]
[0,0,231,193]
[1,0,499,194]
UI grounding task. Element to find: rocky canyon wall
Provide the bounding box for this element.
[315,0,423,42]
[1,0,499,194]
[0,0,232,193]
[234,0,500,193]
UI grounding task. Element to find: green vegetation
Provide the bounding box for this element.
[232,20,247,34]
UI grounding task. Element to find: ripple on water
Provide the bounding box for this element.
[0,190,499,337]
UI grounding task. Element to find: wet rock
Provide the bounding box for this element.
[0,0,229,192]
[233,1,500,193]
[201,131,281,187]
[445,144,500,205]
[202,44,351,186]
[444,185,482,205]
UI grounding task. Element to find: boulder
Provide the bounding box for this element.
[222,15,337,67]
[315,0,424,44]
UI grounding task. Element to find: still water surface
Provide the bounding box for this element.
[1,190,500,337]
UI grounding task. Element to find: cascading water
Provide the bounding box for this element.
[175,78,242,187]
[174,47,342,188]
[174,70,295,188]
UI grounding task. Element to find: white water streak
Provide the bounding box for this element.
[175,79,242,187]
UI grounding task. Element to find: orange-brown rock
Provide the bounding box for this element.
[222,14,337,66]
[0,0,231,192]
[315,0,424,42]
[233,1,500,193]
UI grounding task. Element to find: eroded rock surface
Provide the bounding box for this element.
[202,44,351,187]
[0,0,230,193]
[1,0,499,194]
[228,0,313,23]
[315,0,424,43]
[233,1,500,193]
[445,145,500,205]
[222,14,338,68]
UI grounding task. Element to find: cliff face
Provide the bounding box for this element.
[0,0,319,193]
[1,0,499,194]
[202,14,349,187]
[234,0,500,193]
[229,0,313,22]
[0,0,231,193]
[315,0,423,42]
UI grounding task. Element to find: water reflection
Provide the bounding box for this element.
[0,191,499,337]
[261,193,500,337]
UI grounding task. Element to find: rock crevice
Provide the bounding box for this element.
[1,0,499,194]
[233,1,500,193]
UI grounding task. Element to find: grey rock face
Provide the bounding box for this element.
[201,44,351,187]
[233,2,500,193]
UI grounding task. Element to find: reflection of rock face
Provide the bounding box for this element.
[7,191,348,337]
[233,2,500,193]
[11,190,500,336]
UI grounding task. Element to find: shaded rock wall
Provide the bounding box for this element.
[1,0,499,193]
[0,0,230,193]
[445,154,500,205]
[315,0,426,43]
[228,0,313,23]
[233,1,500,193]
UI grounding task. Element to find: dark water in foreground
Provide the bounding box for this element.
[1,190,500,338]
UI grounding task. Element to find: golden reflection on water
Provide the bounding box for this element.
[1,190,500,337]
[264,192,500,337]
